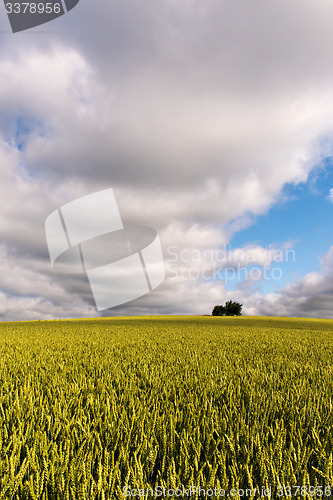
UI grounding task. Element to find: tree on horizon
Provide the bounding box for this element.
[212,300,242,316]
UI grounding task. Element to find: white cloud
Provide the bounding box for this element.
[240,245,333,318]
[0,1,333,318]
[328,188,333,202]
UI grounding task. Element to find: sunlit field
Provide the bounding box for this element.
[0,316,333,499]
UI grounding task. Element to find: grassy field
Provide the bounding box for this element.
[0,315,333,499]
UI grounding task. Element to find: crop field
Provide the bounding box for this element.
[0,315,333,499]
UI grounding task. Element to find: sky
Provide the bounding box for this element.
[1,0,333,320]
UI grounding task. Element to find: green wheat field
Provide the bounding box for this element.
[0,315,333,499]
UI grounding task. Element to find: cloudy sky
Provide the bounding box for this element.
[1,0,333,320]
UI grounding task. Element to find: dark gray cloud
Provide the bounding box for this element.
[0,0,333,318]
